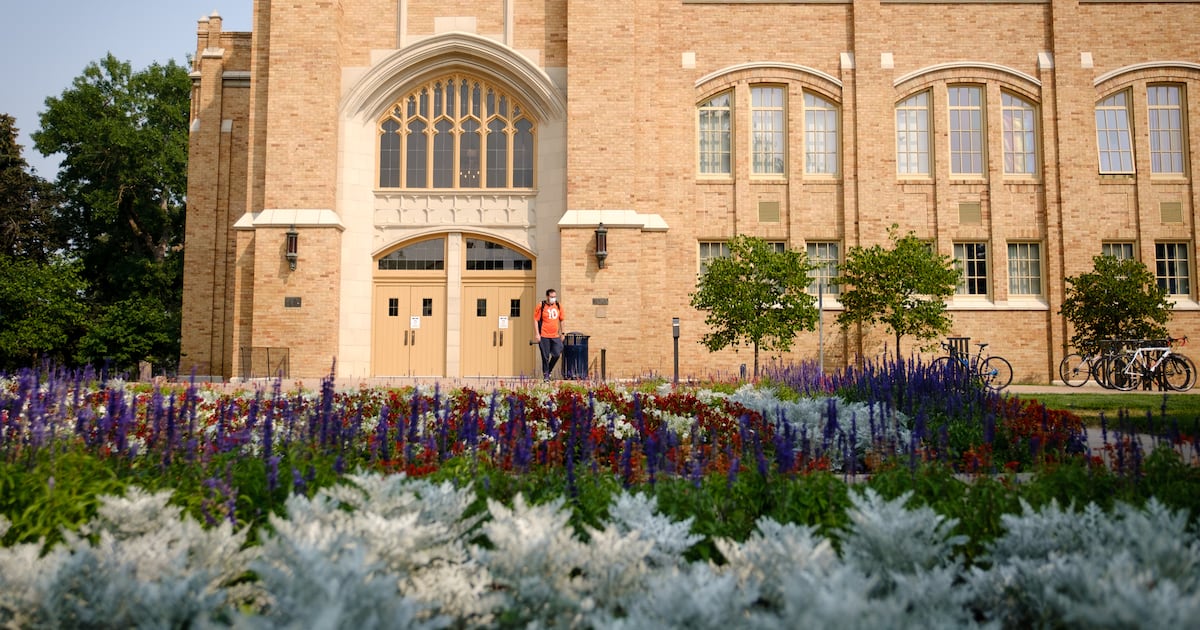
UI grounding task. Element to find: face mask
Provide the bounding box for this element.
[548,297,557,304]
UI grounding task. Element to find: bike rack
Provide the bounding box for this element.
[946,336,971,359]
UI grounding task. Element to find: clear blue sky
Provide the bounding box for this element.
[1,2,253,178]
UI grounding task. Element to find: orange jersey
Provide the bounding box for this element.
[535,301,564,338]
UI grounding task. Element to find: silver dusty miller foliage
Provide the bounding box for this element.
[1,480,1197,629]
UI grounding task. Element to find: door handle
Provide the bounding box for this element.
[499,331,504,346]
[404,330,409,346]
[412,330,416,345]
[493,331,497,346]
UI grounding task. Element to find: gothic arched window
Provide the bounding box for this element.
[378,75,537,190]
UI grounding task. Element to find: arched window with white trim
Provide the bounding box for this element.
[1001,92,1037,176]
[1096,91,1134,174]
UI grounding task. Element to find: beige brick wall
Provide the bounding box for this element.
[182,0,1200,384]
[248,226,343,378]
[259,4,342,210]
[180,16,253,379]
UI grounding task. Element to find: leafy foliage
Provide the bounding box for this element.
[689,235,819,378]
[969,498,1200,627]
[0,254,88,370]
[0,114,86,370]
[0,487,256,628]
[835,225,960,356]
[5,480,1199,627]
[31,54,190,373]
[0,114,61,263]
[1059,254,1172,355]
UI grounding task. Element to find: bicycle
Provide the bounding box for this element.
[932,341,1013,391]
[1108,336,1194,392]
[1059,345,1126,389]
[1058,351,1102,387]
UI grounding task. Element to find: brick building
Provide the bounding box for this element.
[181,0,1200,383]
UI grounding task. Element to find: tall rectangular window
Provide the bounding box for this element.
[1002,93,1037,175]
[699,93,732,175]
[804,93,838,175]
[954,242,988,295]
[513,119,534,187]
[1102,242,1135,260]
[807,242,840,295]
[949,87,983,176]
[896,92,930,176]
[380,120,402,187]
[1148,85,1184,174]
[751,86,785,175]
[1008,242,1042,296]
[1096,92,1134,174]
[699,241,731,275]
[1156,242,1190,295]
[459,120,482,187]
[405,120,428,187]
[432,120,455,187]
[486,119,508,187]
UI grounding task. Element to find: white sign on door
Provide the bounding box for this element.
[498,315,509,329]
[410,316,421,329]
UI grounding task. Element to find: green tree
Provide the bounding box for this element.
[0,113,84,370]
[0,254,87,370]
[1059,254,1172,355]
[835,226,960,357]
[0,114,61,263]
[689,235,819,379]
[32,54,190,373]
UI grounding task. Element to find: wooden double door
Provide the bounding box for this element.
[371,280,538,377]
[372,282,446,377]
[460,282,538,377]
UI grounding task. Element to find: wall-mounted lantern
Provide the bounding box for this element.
[285,225,299,271]
[594,222,608,269]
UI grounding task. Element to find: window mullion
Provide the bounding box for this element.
[506,125,515,189]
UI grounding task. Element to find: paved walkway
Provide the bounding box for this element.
[203,377,1197,396]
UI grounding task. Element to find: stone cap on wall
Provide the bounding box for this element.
[558,209,668,231]
[233,208,346,230]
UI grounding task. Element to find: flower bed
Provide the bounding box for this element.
[1,359,1199,626]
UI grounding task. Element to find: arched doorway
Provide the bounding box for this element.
[372,234,536,377]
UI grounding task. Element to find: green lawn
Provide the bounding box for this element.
[1012,391,1200,433]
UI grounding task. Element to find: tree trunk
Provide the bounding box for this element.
[753,342,759,381]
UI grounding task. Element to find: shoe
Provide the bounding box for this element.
[543,374,551,382]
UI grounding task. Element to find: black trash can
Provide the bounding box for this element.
[562,332,590,379]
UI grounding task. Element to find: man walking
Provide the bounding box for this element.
[534,289,565,381]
